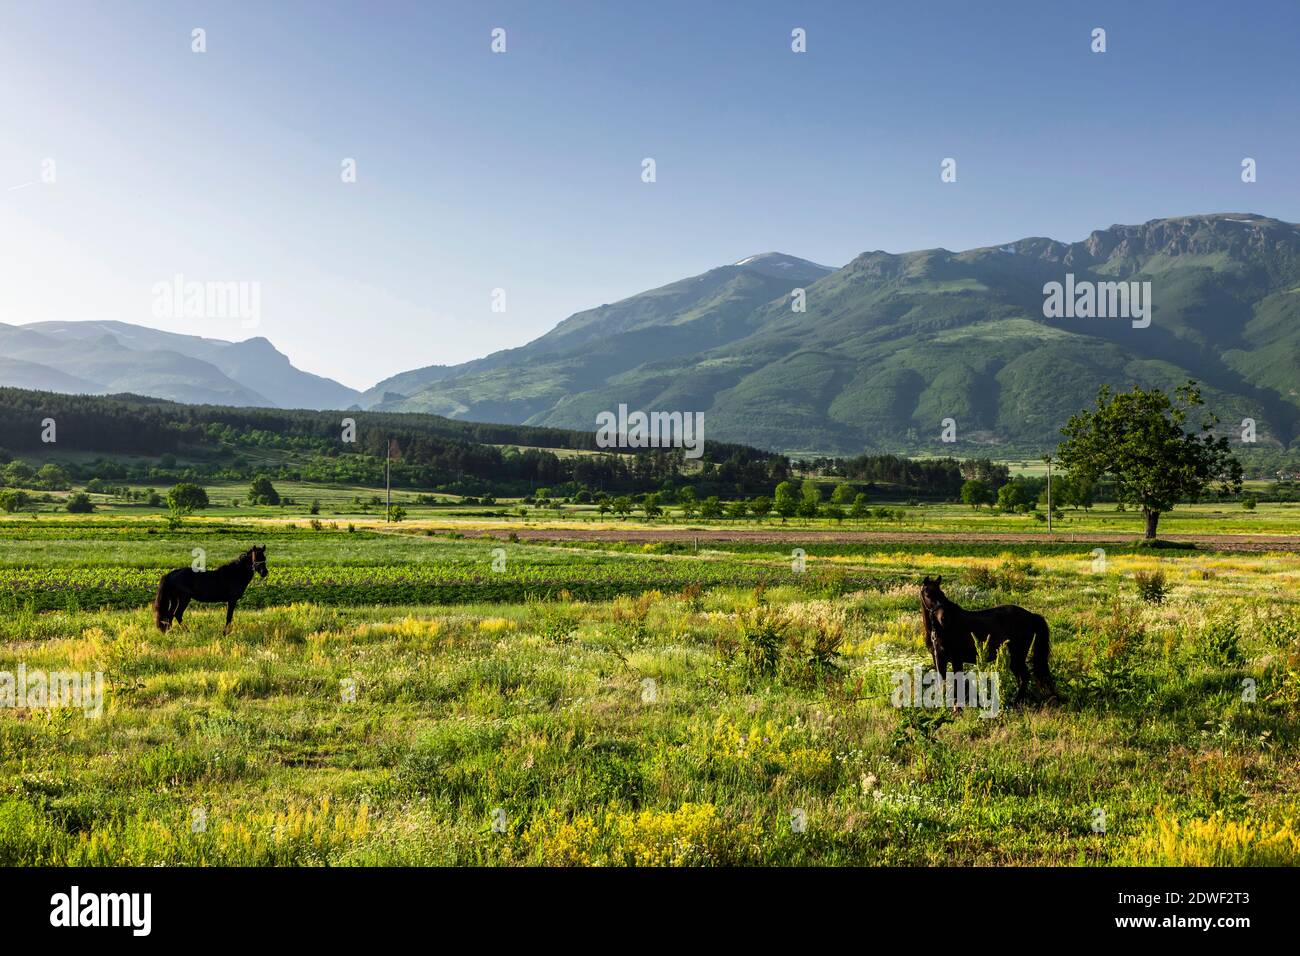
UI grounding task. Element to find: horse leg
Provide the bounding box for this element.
[225,601,237,634]
[1010,650,1031,705]
[949,663,964,713]
[175,595,191,625]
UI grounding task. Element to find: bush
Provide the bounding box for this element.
[737,605,787,676]
[248,476,280,506]
[65,493,94,513]
[962,557,1036,593]
[1134,569,1169,604]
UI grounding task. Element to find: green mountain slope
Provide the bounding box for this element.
[361,253,833,416]
[382,214,1300,455]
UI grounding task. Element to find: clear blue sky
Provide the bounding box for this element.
[2,0,1296,389]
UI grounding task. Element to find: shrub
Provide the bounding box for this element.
[65,493,94,514]
[961,557,1035,593]
[1134,569,1168,604]
[737,605,787,676]
[248,476,280,506]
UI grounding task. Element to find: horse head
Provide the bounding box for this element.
[249,545,269,578]
[920,575,945,612]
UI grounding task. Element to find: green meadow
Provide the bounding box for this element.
[1,509,1297,866]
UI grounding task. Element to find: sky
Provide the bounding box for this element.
[1,0,1297,390]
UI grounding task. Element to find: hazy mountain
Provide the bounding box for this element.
[374,214,1300,455]
[0,321,360,410]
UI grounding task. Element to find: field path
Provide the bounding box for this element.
[415,526,1300,552]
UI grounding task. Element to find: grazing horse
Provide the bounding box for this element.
[919,576,1060,705]
[155,546,268,633]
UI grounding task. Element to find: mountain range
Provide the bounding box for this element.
[5,214,1298,455]
[0,321,359,410]
[366,214,1300,455]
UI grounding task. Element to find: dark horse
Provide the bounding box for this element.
[920,575,1060,705]
[155,546,268,633]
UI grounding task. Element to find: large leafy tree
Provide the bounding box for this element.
[1057,382,1241,539]
[167,482,209,512]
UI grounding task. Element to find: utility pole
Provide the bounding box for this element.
[1044,454,1053,534]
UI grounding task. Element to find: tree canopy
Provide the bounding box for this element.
[1056,382,1242,538]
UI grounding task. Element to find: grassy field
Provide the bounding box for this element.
[2,509,1298,866]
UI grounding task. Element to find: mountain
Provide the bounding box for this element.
[0,321,360,410]
[359,252,835,416]
[372,215,1300,455]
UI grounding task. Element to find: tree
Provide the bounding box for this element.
[850,493,870,520]
[167,482,209,512]
[1072,476,1096,512]
[960,479,991,510]
[800,479,824,510]
[773,481,799,519]
[699,496,723,519]
[66,492,95,513]
[0,490,30,513]
[750,496,773,521]
[996,481,1027,513]
[640,493,663,518]
[3,461,35,486]
[831,483,856,505]
[248,475,280,506]
[36,464,71,491]
[1057,382,1242,539]
[611,496,633,518]
[725,499,749,520]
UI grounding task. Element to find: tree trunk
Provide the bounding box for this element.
[1143,508,1160,540]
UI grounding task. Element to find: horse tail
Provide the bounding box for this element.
[154,574,173,632]
[1030,614,1059,698]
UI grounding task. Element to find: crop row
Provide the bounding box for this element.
[0,562,900,612]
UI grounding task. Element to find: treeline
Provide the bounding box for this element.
[0,388,788,496]
[799,454,1010,499]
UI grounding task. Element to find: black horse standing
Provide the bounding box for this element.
[920,575,1060,704]
[155,546,268,633]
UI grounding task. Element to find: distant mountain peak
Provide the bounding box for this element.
[732,252,835,277]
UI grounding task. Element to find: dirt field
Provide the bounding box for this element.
[427,526,1300,552]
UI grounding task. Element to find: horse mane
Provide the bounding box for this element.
[213,550,252,573]
[935,587,964,614]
